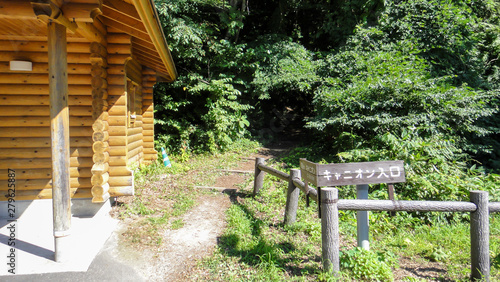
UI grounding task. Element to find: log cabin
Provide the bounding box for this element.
[0,0,177,261]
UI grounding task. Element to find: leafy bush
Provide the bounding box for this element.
[340,247,397,281]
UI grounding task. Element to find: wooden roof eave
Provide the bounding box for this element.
[131,0,177,82]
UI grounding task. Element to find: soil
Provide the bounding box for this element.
[110,146,451,281]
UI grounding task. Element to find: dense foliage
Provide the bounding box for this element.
[153,0,500,206]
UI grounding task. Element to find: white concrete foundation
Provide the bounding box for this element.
[0,198,117,275]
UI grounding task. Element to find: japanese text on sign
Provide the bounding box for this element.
[300,159,405,187]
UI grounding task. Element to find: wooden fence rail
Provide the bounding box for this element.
[253,157,499,281]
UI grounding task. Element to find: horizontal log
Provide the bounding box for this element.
[0,127,92,137]
[336,200,477,212]
[0,95,92,106]
[0,73,91,85]
[109,186,134,196]
[143,148,157,155]
[0,1,99,22]
[142,117,154,125]
[70,106,93,116]
[108,166,133,176]
[143,135,154,142]
[107,54,131,66]
[0,167,91,180]
[258,163,290,181]
[0,189,51,201]
[72,188,93,199]
[107,44,131,55]
[107,75,127,85]
[108,136,127,146]
[143,123,154,130]
[143,154,158,161]
[0,177,91,190]
[292,177,318,202]
[142,99,153,106]
[0,147,92,158]
[142,81,155,88]
[142,130,154,136]
[107,65,125,76]
[490,202,500,213]
[128,139,142,151]
[109,125,126,136]
[0,188,91,201]
[127,153,142,166]
[108,115,127,126]
[108,176,133,187]
[142,110,153,118]
[108,105,126,116]
[0,84,92,95]
[0,62,92,75]
[0,106,93,116]
[107,33,131,44]
[108,146,127,156]
[109,155,127,166]
[0,137,92,148]
[108,95,127,105]
[0,41,91,53]
[0,157,92,170]
[70,157,93,168]
[127,146,142,159]
[129,133,144,144]
[128,126,143,137]
[0,51,96,65]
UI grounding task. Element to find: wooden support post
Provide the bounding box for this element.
[470,190,490,281]
[357,184,370,250]
[284,169,300,225]
[48,21,71,263]
[388,183,395,217]
[253,157,265,196]
[320,187,340,274]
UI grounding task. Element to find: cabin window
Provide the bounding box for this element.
[127,80,137,127]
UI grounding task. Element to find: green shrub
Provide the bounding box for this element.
[340,247,397,281]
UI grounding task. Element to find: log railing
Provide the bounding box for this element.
[253,157,498,281]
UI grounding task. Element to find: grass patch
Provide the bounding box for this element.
[113,139,260,247]
[190,155,500,281]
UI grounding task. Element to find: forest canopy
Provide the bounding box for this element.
[152,0,500,205]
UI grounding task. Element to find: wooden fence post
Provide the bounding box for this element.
[253,158,265,196]
[284,169,301,225]
[470,190,490,281]
[321,187,340,274]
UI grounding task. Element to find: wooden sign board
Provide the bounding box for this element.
[300,159,405,187]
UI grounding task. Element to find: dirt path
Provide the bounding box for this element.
[109,146,453,281]
[111,149,281,281]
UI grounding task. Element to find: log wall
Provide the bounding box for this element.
[142,67,157,162]
[0,30,160,200]
[0,37,93,200]
[107,32,135,196]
